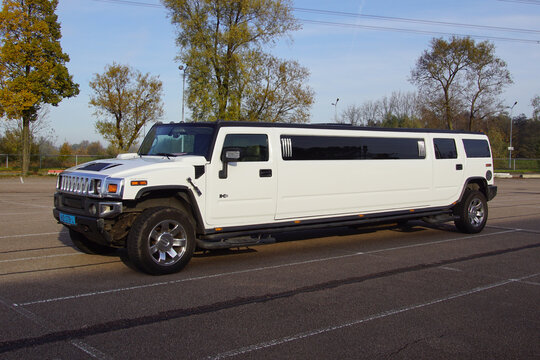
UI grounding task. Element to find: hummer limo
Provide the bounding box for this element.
[54,122,497,274]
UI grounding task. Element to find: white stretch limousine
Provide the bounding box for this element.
[54,122,497,274]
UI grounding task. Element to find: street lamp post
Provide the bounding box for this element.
[331,98,339,122]
[179,65,187,122]
[508,101,517,169]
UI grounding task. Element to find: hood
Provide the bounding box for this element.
[66,154,207,179]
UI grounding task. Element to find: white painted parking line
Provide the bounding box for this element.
[487,225,540,234]
[14,229,518,307]
[366,229,517,254]
[519,280,540,286]
[14,255,365,307]
[0,192,52,195]
[0,294,112,359]
[0,232,62,240]
[0,199,52,209]
[0,212,50,216]
[206,272,540,360]
[439,266,463,272]
[0,253,80,264]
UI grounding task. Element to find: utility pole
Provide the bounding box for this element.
[332,98,339,122]
[508,101,517,169]
[179,65,188,122]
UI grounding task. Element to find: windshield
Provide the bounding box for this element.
[138,124,215,159]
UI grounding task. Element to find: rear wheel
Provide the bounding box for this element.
[69,229,116,255]
[127,207,195,275]
[454,190,488,234]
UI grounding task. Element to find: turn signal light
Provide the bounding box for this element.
[107,184,118,193]
[131,180,148,186]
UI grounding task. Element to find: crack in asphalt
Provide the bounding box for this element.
[1,242,539,354]
[387,334,445,358]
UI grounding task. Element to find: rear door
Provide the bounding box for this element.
[432,137,464,203]
[205,130,277,227]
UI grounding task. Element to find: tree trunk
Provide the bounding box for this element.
[21,114,31,176]
[443,89,453,130]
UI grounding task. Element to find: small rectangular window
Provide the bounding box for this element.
[463,139,491,158]
[434,138,458,159]
[223,134,269,162]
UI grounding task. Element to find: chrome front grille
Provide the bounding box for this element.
[57,173,105,197]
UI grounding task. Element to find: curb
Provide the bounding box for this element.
[521,174,540,179]
[494,173,540,179]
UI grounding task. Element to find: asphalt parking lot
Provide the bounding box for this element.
[0,177,539,359]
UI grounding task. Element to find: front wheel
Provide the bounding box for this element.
[454,190,488,234]
[127,207,195,275]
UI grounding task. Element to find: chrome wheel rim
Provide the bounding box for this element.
[148,220,187,265]
[467,198,485,227]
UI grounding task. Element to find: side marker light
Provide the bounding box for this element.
[131,180,148,186]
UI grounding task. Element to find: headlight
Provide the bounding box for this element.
[99,202,122,217]
[102,178,124,198]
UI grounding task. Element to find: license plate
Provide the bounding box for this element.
[59,212,76,225]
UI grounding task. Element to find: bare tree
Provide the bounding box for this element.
[242,54,313,123]
[410,36,472,130]
[339,91,420,127]
[410,36,511,131]
[1,106,55,154]
[532,95,540,121]
[338,104,362,125]
[463,41,512,131]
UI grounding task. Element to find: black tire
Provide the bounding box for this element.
[69,229,116,255]
[454,190,488,234]
[127,207,195,275]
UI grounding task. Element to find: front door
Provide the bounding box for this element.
[205,132,277,227]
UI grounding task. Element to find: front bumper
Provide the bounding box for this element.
[53,208,113,246]
[53,192,122,247]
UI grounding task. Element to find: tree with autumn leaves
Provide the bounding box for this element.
[89,63,164,152]
[0,0,79,175]
[162,0,314,123]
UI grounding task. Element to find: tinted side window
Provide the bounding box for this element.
[463,139,491,158]
[433,138,457,159]
[281,135,424,160]
[223,134,268,162]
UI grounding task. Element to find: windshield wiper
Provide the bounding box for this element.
[155,153,179,159]
[139,152,181,159]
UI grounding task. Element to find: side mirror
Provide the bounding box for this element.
[222,148,241,162]
[219,147,241,179]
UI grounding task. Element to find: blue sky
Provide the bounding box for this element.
[40,0,540,145]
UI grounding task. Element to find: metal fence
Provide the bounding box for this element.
[0,154,111,171]
[1,154,539,173]
[493,158,540,172]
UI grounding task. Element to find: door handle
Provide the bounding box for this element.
[259,169,272,178]
[456,164,463,170]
